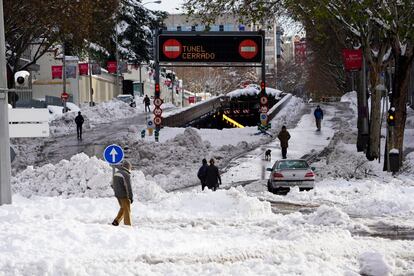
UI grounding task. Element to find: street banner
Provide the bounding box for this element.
[91,63,101,75]
[294,41,306,64]
[79,63,89,76]
[65,65,77,79]
[342,49,363,71]
[51,66,63,79]
[107,61,117,74]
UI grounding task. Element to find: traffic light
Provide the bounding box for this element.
[260,81,265,90]
[155,83,160,97]
[387,107,395,126]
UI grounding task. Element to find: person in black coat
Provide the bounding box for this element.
[74,111,84,140]
[205,158,221,191]
[197,159,209,191]
[143,95,151,112]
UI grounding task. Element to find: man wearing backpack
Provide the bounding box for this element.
[197,159,208,190]
[111,160,133,226]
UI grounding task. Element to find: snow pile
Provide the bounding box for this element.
[359,252,392,276]
[227,85,283,99]
[11,153,166,201]
[155,187,272,219]
[306,205,352,227]
[284,178,414,218]
[341,91,358,114]
[313,142,376,180]
[49,99,141,136]
[126,127,243,191]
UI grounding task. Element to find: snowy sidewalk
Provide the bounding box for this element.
[221,103,336,185]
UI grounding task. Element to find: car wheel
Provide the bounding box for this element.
[130,102,136,107]
[267,181,273,193]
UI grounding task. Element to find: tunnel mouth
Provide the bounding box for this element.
[187,94,283,129]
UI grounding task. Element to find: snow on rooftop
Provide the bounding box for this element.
[227,85,283,99]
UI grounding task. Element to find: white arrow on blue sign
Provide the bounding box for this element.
[103,144,124,165]
[260,113,268,121]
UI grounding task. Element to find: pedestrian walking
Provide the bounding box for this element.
[205,158,221,191]
[197,159,209,191]
[265,149,271,161]
[143,95,151,112]
[277,126,291,159]
[314,105,324,131]
[74,111,84,140]
[111,160,133,226]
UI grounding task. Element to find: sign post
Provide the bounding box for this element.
[61,91,69,112]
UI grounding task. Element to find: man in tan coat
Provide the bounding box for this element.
[277,126,291,159]
[111,160,133,226]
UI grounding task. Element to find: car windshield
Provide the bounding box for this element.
[277,160,309,170]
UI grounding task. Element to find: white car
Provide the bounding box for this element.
[267,159,315,194]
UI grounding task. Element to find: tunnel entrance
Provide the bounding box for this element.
[188,90,283,129]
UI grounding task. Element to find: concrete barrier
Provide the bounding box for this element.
[267,93,292,121]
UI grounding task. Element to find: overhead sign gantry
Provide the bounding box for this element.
[154,30,266,129]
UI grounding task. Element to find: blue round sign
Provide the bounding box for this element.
[103,144,124,165]
[260,113,268,121]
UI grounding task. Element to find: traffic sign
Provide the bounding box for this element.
[103,144,124,165]
[158,32,263,63]
[260,96,268,105]
[260,106,269,113]
[153,107,162,116]
[163,39,182,59]
[239,39,258,59]
[260,113,268,121]
[61,92,69,101]
[154,98,163,107]
[154,116,162,125]
[147,120,154,129]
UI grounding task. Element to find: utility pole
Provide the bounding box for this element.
[115,29,120,95]
[88,56,93,106]
[62,42,67,112]
[0,0,12,205]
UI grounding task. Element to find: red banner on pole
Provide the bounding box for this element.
[342,49,363,71]
[294,41,307,64]
[107,61,117,74]
[79,63,89,76]
[51,65,63,79]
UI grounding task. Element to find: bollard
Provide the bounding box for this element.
[389,150,400,173]
[154,130,159,142]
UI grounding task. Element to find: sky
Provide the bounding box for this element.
[145,0,185,13]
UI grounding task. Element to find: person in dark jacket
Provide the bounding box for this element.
[74,111,84,140]
[143,95,151,112]
[277,126,291,159]
[314,105,324,131]
[111,160,133,226]
[197,159,209,190]
[205,158,221,191]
